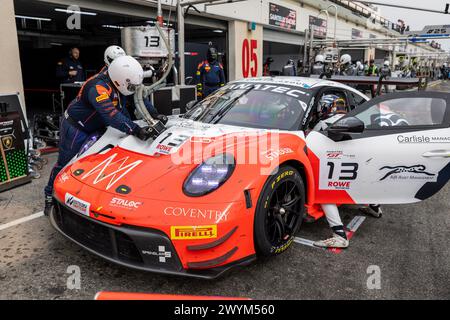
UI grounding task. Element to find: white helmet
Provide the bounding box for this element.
[340,54,352,65]
[356,61,364,71]
[104,45,126,66]
[315,54,325,63]
[384,60,390,66]
[108,55,144,96]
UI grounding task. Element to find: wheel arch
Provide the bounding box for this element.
[278,159,315,206]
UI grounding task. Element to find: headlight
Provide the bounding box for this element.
[183,154,235,197]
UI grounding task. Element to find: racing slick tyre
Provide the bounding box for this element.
[254,165,305,257]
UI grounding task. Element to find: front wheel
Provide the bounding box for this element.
[254,165,305,257]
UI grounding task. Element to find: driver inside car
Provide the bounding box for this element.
[311,94,382,249]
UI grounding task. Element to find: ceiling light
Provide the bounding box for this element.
[55,8,97,16]
[102,25,123,29]
[213,29,224,33]
[15,15,52,21]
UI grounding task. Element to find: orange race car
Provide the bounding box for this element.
[50,77,450,278]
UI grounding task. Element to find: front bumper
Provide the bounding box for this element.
[50,200,255,279]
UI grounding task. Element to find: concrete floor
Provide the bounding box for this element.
[1,81,449,300]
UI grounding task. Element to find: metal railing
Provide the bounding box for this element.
[329,0,404,33]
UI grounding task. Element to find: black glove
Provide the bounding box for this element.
[134,126,154,141]
[155,114,168,125]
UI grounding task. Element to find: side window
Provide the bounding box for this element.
[307,90,349,130]
[354,97,447,129]
[348,91,368,110]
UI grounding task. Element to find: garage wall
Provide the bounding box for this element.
[0,0,26,115]
[228,21,263,81]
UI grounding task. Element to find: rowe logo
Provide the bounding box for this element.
[170,225,218,240]
[81,153,142,190]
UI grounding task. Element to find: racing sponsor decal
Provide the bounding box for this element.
[156,143,172,154]
[228,83,308,98]
[65,193,90,216]
[271,170,294,190]
[81,153,143,190]
[109,197,142,210]
[326,151,356,160]
[141,246,172,263]
[397,134,450,144]
[263,147,293,161]
[170,225,217,240]
[95,93,109,103]
[379,165,436,181]
[327,181,351,190]
[164,207,228,222]
[58,172,69,184]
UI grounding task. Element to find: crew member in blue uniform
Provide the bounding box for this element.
[56,47,86,83]
[196,47,225,99]
[44,56,154,215]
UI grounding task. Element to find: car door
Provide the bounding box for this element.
[306,91,450,205]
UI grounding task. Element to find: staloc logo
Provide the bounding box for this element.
[110,197,142,209]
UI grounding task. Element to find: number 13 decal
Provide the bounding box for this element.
[327,162,359,180]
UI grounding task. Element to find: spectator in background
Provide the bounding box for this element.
[263,57,274,76]
[282,59,297,76]
[56,47,85,84]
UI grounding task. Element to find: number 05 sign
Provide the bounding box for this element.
[121,26,175,58]
[242,39,258,78]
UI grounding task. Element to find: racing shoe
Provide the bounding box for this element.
[360,204,383,218]
[313,234,349,249]
[44,195,53,216]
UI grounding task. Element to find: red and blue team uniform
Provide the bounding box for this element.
[196,60,225,99]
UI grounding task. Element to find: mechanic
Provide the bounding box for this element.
[312,55,326,75]
[263,57,274,76]
[282,59,297,76]
[102,45,162,120]
[56,47,85,84]
[311,95,383,248]
[380,60,392,93]
[339,54,356,76]
[44,55,154,215]
[355,61,365,76]
[365,59,379,77]
[196,47,226,99]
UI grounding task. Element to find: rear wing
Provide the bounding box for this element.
[311,74,428,96]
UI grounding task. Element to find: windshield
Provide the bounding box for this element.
[184,82,310,130]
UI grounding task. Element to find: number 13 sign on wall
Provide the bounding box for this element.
[242,39,258,78]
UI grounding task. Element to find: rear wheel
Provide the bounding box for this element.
[254,165,305,257]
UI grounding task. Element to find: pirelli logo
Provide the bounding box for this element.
[170,225,217,240]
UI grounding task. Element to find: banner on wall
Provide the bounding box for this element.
[352,28,363,39]
[269,3,296,30]
[309,16,327,38]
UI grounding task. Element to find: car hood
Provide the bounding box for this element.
[67,119,305,199]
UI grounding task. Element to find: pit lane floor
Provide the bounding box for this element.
[1,81,449,300]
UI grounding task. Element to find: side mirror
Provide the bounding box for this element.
[328,117,364,141]
[185,100,197,111]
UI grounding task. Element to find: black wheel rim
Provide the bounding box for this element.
[265,180,302,247]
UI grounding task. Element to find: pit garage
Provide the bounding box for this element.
[263,27,304,75]
[14,0,228,118]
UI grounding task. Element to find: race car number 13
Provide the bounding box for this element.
[327,162,359,180]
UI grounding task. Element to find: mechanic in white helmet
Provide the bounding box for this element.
[339,54,356,76]
[44,55,154,215]
[380,60,392,93]
[102,46,163,122]
[312,54,326,75]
